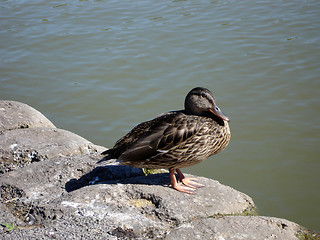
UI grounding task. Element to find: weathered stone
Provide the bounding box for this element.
[164,216,304,240]
[0,153,144,203]
[0,127,106,174]
[0,100,55,130]
[0,152,255,239]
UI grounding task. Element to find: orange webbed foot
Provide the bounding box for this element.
[181,178,205,189]
[176,168,205,189]
[173,182,196,194]
[169,168,204,194]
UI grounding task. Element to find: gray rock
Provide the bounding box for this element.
[0,100,56,130]
[0,153,255,239]
[0,127,106,174]
[164,216,304,240]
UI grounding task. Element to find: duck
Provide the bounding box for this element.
[98,87,231,194]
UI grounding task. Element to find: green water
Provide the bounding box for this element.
[1,0,320,231]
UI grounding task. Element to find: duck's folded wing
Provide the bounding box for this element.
[119,120,197,162]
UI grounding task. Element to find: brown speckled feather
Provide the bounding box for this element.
[101,110,230,169]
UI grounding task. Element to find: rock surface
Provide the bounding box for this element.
[0,101,56,131]
[0,100,318,239]
[165,216,305,240]
[0,127,104,174]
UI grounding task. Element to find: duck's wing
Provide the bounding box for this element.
[99,118,158,161]
[119,113,198,163]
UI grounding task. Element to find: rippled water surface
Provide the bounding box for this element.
[1,0,320,231]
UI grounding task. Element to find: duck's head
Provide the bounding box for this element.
[184,87,230,122]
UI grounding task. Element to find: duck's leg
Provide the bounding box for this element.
[169,169,196,194]
[176,168,205,189]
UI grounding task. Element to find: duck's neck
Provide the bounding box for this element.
[183,110,225,126]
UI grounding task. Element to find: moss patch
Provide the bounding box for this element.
[142,168,168,176]
[296,228,320,240]
[212,205,258,219]
[1,222,19,232]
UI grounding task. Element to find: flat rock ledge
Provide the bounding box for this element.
[0,101,318,240]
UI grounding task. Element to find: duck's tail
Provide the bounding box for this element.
[97,148,121,165]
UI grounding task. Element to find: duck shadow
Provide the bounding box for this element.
[65,165,170,193]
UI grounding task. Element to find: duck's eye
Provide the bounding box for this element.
[201,93,206,98]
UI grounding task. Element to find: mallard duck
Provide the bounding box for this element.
[98,87,231,194]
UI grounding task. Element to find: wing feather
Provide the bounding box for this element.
[119,114,197,162]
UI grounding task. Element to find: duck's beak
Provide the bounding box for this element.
[209,104,230,122]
